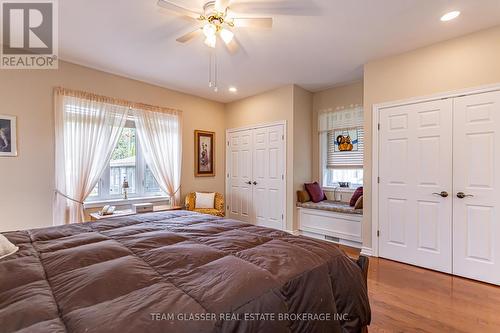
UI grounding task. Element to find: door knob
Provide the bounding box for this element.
[246,181,252,185]
[253,181,257,185]
[432,191,449,198]
[457,192,473,199]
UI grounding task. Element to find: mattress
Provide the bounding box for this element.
[0,210,370,332]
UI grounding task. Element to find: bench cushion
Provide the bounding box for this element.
[297,200,363,215]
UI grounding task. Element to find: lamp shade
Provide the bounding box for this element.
[220,28,234,44]
[203,23,216,38]
[204,34,216,48]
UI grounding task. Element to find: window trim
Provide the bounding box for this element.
[83,195,170,209]
[85,119,164,203]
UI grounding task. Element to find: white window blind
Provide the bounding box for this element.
[319,105,364,169]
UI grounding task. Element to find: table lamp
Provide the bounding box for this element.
[122,178,129,199]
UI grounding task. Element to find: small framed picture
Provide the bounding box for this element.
[0,115,17,157]
[194,130,215,177]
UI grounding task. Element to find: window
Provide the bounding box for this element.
[319,106,364,188]
[86,120,163,201]
[324,168,364,187]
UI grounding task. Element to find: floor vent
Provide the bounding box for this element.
[325,235,340,243]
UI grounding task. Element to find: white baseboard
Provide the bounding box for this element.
[360,246,375,257]
[338,238,362,249]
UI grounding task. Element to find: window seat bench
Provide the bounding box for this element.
[296,200,363,248]
[296,200,362,215]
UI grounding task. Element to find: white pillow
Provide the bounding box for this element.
[0,234,19,260]
[195,192,215,209]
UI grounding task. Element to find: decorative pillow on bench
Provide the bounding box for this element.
[304,182,327,203]
[350,187,363,207]
[297,190,311,203]
[354,195,363,209]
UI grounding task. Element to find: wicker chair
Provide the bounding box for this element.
[184,192,225,217]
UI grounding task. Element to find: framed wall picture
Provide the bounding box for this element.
[0,115,17,157]
[194,130,215,177]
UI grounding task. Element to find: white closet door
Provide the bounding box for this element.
[379,99,453,273]
[453,91,500,285]
[227,130,253,223]
[252,124,285,229]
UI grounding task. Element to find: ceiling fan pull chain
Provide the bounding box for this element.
[214,51,218,92]
[208,52,213,88]
[208,50,219,92]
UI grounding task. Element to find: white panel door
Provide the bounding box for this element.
[227,130,253,223]
[252,124,285,229]
[453,91,500,285]
[379,99,453,273]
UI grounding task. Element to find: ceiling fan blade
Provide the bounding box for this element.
[176,28,202,43]
[215,0,231,12]
[157,0,201,20]
[232,17,273,28]
[223,36,240,54]
[229,1,320,16]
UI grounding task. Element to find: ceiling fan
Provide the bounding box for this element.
[157,0,273,52]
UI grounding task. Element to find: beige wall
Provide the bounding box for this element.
[5,25,499,238]
[0,61,225,232]
[225,85,295,230]
[312,81,364,181]
[225,84,313,231]
[292,86,313,228]
[363,25,500,247]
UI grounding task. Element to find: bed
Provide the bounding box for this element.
[0,210,370,333]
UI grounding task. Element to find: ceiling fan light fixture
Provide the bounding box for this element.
[204,34,216,48]
[203,23,217,37]
[220,28,234,44]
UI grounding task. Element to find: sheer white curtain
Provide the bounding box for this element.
[53,89,129,225]
[133,107,182,205]
[318,104,364,132]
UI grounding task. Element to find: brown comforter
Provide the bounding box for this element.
[0,210,370,333]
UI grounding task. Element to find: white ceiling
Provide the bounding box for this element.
[59,0,500,103]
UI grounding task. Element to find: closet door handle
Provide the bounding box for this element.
[246,181,252,185]
[457,192,473,199]
[253,181,257,185]
[432,191,449,198]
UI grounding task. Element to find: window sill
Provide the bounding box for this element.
[322,186,361,192]
[84,195,170,209]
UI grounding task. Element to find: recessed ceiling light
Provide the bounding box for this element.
[441,11,460,22]
[228,87,238,93]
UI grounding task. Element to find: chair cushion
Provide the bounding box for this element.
[350,187,363,207]
[304,182,326,203]
[195,192,215,209]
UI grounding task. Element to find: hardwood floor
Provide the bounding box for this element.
[339,246,500,332]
